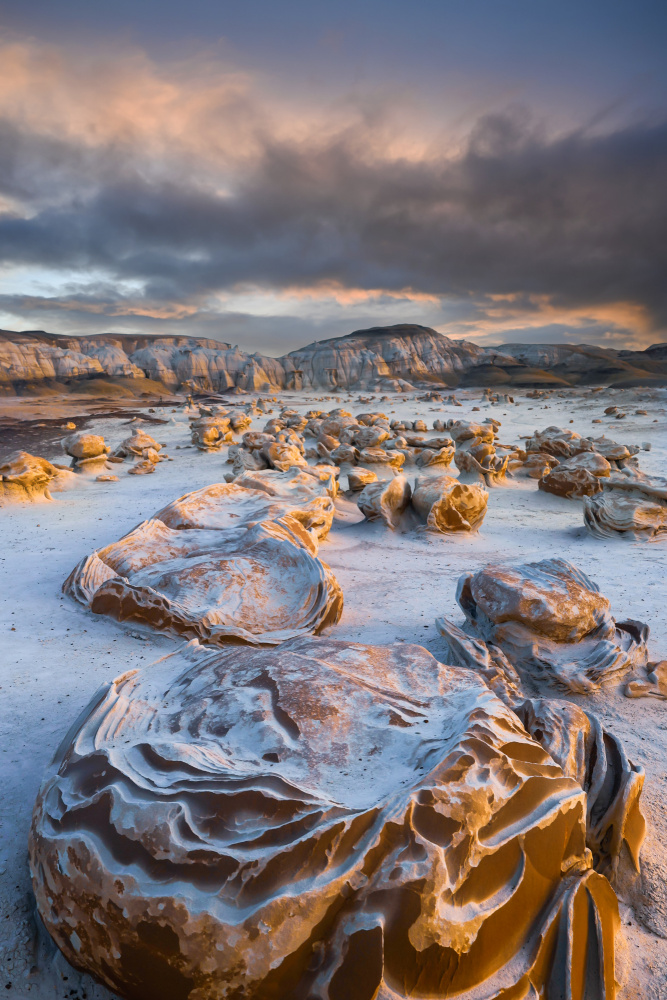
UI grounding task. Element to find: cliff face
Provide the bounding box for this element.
[499,342,667,387]
[283,324,516,389]
[0,326,664,394]
[0,331,287,394]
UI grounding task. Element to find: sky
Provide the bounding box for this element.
[0,1,665,354]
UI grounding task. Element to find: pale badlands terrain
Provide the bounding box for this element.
[0,383,666,999]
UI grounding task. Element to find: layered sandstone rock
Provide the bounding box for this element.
[525,426,593,458]
[30,636,621,1000]
[516,698,645,879]
[63,487,342,644]
[283,324,503,389]
[0,337,104,386]
[626,660,667,700]
[456,446,510,487]
[584,491,667,540]
[155,482,335,545]
[112,431,162,460]
[539,465,603,499]
[190,415,233,450]
[233,465,339,501]
[520,451,560,479]
[357,476,412,529]
[436,558,649,693]
[230,447,268,475]
[411,474,488,532]
[414,444,455,468]
[0,452,74,504]
[265,442,307,471]
[347,468,378,492]
[2,327,664,393]
[63,432,110,473]
[583,471,667,540]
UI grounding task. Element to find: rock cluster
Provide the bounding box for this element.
[26,395,662,1000]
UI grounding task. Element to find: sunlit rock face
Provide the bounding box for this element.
[0,338,105,386]
[0,451,74,504]
[128,340,286,393]
[283,324,495,389]
[357,476,412,529]
[584,493,667,539]
[78,342,145,378]
[234,465,339,501]
[516,698,645,880]
[63,484,342,645]
[30,637,619,1000]
[63,432,111,473]
[1,328,664,392]
[112,430,163,460]
[189,415,233,450]
[411,475,488,532]
[437,558,649,693]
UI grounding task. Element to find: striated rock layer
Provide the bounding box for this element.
[0,451,74,504]
[437,558,649,693]
[583,472,667,541]
[4,326,663,393]
[411,474,488,532]
[63,483,342,645]
[31,637,621,1000]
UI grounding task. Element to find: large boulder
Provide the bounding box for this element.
[63,486,342,645]
[63,432,110,472]
[411,474,488,532]
[31,636,621,1000]
[436,558,649,693]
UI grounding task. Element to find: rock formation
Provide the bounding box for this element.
[63,432,111,473]
[347,468,378,492]
[357,476,412,529]
[626,660,667,700]
[538,465,603,499]
[520,451,560,479]
[155,482,335,545]
[411,474,488,532]
[30,635,623,1000]
[112,431,163,460]
[63,487,342,645]
[3,326,664,394]
[414,444,455,469]
[265,442,307,471]
[515,698,645,879]
[234,465,339,501]
[436,558,649,693]
[0,452,74,504]
[190,415,233,450]
[583,472,667,541]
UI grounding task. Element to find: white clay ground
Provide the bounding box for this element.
[0,385,666,999]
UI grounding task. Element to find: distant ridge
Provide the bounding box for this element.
[0,324,665,395]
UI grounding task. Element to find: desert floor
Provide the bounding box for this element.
[1,384,666,999]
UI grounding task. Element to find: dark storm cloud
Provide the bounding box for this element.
[2,107,666,332]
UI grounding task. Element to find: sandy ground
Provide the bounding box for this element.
[0,384,666,998]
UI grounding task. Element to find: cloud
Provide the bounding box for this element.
[0,38,664,350]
